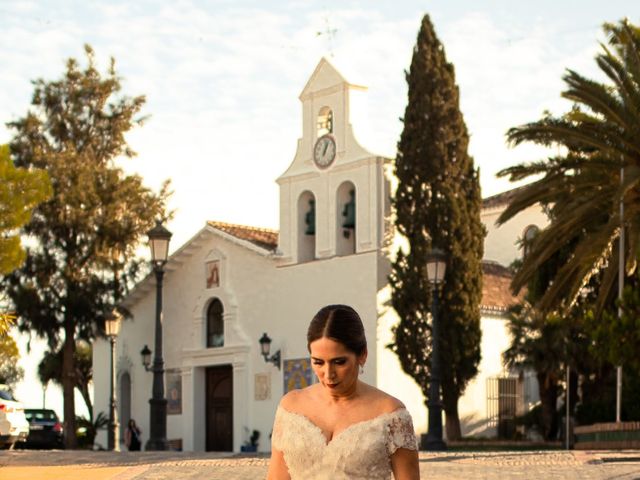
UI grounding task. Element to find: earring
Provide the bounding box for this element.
[360,364,364,375]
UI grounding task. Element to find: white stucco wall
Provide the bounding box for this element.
[457,315,512,437]
[482,203,548,266]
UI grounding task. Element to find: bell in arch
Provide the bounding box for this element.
[305,199,316,235]
[342,189,356,229]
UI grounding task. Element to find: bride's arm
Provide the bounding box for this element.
[390,447,420,480]
[266,446,291,480]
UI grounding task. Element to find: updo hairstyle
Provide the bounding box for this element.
[307,304,367,356]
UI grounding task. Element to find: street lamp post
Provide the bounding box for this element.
[145,220,172,451]
[105,309,122,452]
[424,247,447,451]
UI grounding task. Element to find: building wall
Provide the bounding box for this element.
[482,204,548,266]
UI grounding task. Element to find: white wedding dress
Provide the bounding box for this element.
[271,406,418,479]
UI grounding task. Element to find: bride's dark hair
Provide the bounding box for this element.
[307,304,367,356]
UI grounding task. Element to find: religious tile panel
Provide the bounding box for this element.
[283,357,312,394]
[166,369,182,415]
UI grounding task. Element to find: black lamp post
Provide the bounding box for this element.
[105,309,122,452]
[145,220,172,451]
[424,247,447,451]
[259,333,281,370]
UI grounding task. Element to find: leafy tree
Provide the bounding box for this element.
[38,340,93,419]
[0,144,51,334]
[497,19,640,314]
[503,301,589,439]
[578,271,640,422]
[389,14,485,440]
[0,334,24,389]
[504,227,599,437]
[3,45,170,448]
[0,144,52,274]
[590,272,640,372]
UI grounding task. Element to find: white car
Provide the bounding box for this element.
[0,384,29,449]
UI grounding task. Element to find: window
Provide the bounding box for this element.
[523,225,539,257]
[487,376,518,439]
[207,299,224,348]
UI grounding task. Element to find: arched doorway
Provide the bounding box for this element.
[119,372,131,444]
[205,365,233,451]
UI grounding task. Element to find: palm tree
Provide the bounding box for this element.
[38,340,94,419]
[497,19,640,314]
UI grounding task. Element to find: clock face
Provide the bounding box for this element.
[313,135,336,169]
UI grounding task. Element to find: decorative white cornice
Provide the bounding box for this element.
[181,344,251,368]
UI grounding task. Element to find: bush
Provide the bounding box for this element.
[75,412,108,449]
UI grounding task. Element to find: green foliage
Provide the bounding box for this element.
[0,144,52,275]
[503,298,592,438]
[76,411,108,449]
[0,334,24,389]
[504,222,601,436]
[389,14,485,440]
[38,340,94,419]
[576,365,640,423]
[2,44,171,448]
[0,311,16,337]
[586,273,640,371]
[497,19,640,314]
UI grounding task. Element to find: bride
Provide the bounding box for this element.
[267,304,420,480]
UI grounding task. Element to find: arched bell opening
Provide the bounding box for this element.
[336,182,356,256]
[297,190,316,263]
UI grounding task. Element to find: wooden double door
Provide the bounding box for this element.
[206,365,233,451]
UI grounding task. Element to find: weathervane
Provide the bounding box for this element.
[316,16,337,57]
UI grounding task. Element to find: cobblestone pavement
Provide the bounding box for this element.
[1,449,639,479]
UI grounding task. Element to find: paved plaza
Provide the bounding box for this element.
[1,449,639,479]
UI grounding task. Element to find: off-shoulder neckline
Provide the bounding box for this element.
[277,405,409,446]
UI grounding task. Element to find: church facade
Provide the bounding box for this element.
[93,59,547,451]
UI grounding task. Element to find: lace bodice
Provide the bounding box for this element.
[271,406,418,480]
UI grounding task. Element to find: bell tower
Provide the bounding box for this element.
[276,58,390,265]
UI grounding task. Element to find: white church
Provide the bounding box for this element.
[93,58,547,452]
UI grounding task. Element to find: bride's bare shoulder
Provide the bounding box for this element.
[279,384,319,412]
[363,384,406,413]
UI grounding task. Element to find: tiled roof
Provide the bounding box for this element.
[481,261,522,315]
[482,185,529,210]
[207,221,279,252]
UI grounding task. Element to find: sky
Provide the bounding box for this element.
[1,1,636,419]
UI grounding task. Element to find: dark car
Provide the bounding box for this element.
[22,409,64,449]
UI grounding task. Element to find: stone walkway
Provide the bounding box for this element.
[1,449,639,479]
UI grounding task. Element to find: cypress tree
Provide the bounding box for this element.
[389,14,485,440]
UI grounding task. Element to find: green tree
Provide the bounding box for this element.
[503,300,591,439]
[0,334,24,389]
[3,45,170,448]
[38,340,93,419]
[590,272,640,372]
[0,143,51,334]
[389,14,485,440]
[497,19,640,314]
[0,144,52,274]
